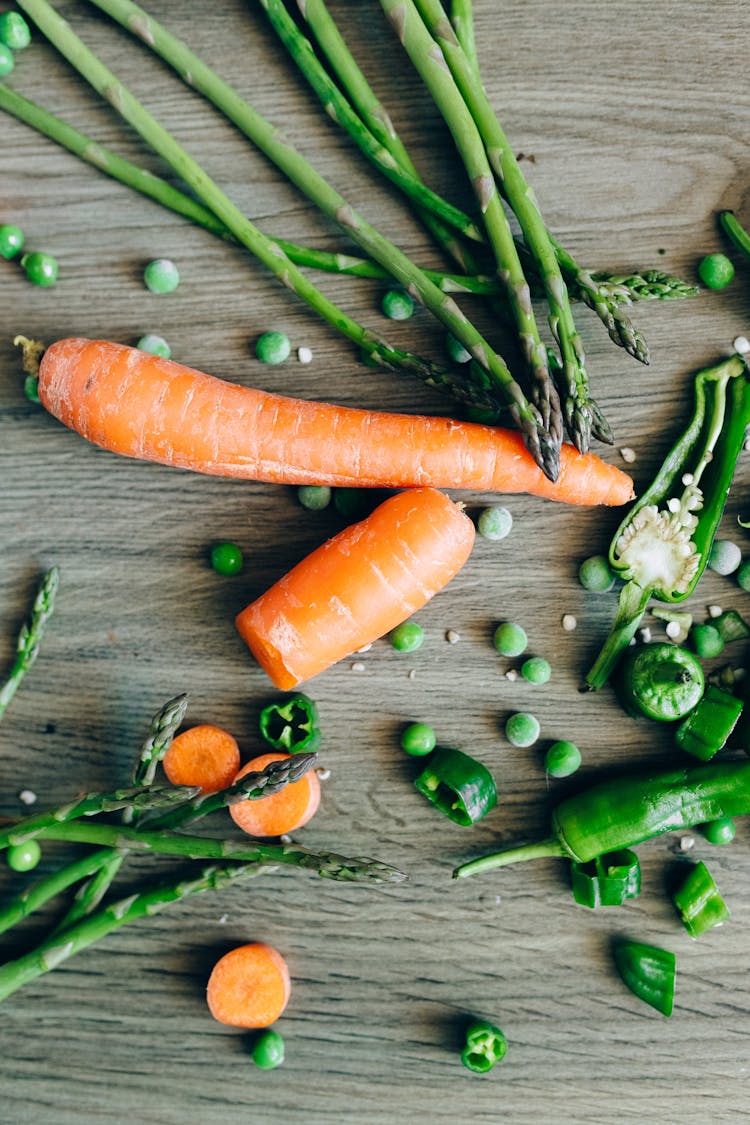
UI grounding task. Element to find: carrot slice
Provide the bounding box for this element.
[229,752,321,837]
[236,487,475,689]
[162,724,240,794]
[206,942,291,1029]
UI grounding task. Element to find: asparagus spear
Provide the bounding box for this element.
[0,567,58,721]
[82,0,556,476]
[449,0,477,66]
[0,847,117,936]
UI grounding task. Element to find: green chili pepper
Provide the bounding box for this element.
[259,693,321,753]
[453,759,750,878]
[672,859,730,938]
[718,210,750,264]
[674,685,743,761]
[586,352,750,690]
[460,1019,507,1073]
[414,747,497,826]
[616,642,704,721]
[570,849,641,908]
[613,939,676,1016]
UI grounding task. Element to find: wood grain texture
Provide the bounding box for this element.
[1,1,749,1122]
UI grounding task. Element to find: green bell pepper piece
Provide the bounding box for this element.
[414,747,497,826]
[570,848,641,908]
[460,1019,507,1073]
[713,609,750,644]
[613,939,676,1016]
[259,693,321,753]
[672,859,730,938]
[675,685,743,761]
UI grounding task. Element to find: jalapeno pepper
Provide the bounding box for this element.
[460,1019,507,1074]
[258,693,321,753]
[570,849,641,908]
[453,759,750,879]
[586,351,750,690]
[617,642,704,722]
[414,747,497,826]
[613,939,676,1016]
[675,685,743,761]
[672,859,730,938]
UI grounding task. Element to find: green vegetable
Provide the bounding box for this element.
[20,250,58,286]
[505,712,540,748]
[698,252,735,290]
[675,685,743,760]
[381,288,414,321]
[23,374,41,404]
[477,506,512,541]
[689,623,725,659]
[712,609,750,643]
[698,816,736,845]
[0,11,31,49]
[0,42,14,75]
[400,722,437,757]
[613,940,675,1016]
[6,840,42,873]
[672,860,730,938]
[570,849,640,908]
[136,333,171,358]
[586,352,750,689]
[708,538,742,575]
[143,257,179,293]
[521,656,551,685]
[0,223,24,259]
[0,568,59,722]
[545,740,582,778]
[389,621,425,652]
[719,210,750,263]
[259,694,321,754]
[209,541,244,576]
[297,484,332,511]
[255,330,291,365]
[738,561,750,590]
[460,1019,507,1074]
[492,622,527,657]
[251,1029,285,1070]
[446,332,472,364]
[616,642,704,721]
[578,554,615,592]
[452,759,750,878]
[414,746,497,826]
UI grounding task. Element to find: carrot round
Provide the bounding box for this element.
[38,338,634,505]
[236,487,474,689]
[229,752,321,837]
[162,724,240,795]
[206,942,291,1029]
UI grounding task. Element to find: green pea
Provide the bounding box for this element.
[143,258,180,294]
[0,11,31,50]
[689,623,725,659]
[381,288,414,321]
[390,621,425,652]
[400,722,437,757]
[446,332,472,364]
[23,374,41,404]
[505,711,540,748]
[521,656,552,685]
[297,485,332,511]
[737,560,750,592]
[545,740,582,778]
[136,333,171,359]
[251,1028,285,1070]
[708,538,742,575]
[255,330,291,365]
[578,554,615,592]
[210,541,244,576]
[7,839,42,872]
[698,252,735,290]
[0,42,14,76]
[20,251,58,287]
[492,622,527,657]
[477,506,513,541]
[698,816,736,846]
[0,223,24,259]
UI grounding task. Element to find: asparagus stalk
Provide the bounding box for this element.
[0,567,58,721]
[449,0,477,66]
[0,847,117,936]
[83,0,556,476]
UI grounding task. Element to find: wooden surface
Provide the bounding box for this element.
[1,2,749,1121]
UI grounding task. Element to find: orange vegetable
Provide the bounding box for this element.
[236,487,474,689]
[162,724,240,795]
[229,752,321,837]
[206,942,291,1029]
[38,338,633,505]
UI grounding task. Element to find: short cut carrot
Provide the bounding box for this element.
[229,752,321,837]
[38,338,634,505]
[162,724,241,795]
[206,941,291,1029]
[236,487,474,689]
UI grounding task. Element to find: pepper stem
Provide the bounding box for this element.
[584,579,652,691]
[452,836,567,879]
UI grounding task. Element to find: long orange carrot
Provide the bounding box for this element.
[236,487,474,689]
[162,724,240,794]
[206,942,291,1028]
[229,752,321,837]
[38,338,634,505]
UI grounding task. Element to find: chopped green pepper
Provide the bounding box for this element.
[675,685,743,761]
[616,642,704,721]
[586,352,750,689]
[713,609,750,644]
[259,693,321,753]
[613,939,676,1016]
[460,1019,507,1074]
[414,747,497,826]
[570,849,641,908]
[672,859,730,938]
